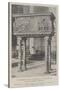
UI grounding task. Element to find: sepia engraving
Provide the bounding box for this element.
[8,3,58,87]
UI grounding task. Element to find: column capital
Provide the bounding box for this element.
[44,36,49,41]
[17,36,22,40]
[44,36,52,41]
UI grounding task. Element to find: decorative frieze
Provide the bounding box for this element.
[13,14,52,35]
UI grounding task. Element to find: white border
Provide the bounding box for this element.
[9,2,58,88]
[0,0,60,90]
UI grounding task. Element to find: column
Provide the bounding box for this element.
[17,36,22,71]
[48,37,51,71]
[22,38,27,71]
[44,36,49,73]
[30,38,35,54]
[44,36,51,73]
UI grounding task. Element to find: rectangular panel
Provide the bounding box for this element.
[13,15,52,35]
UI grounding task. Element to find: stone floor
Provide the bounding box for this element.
[10,60,58,87]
